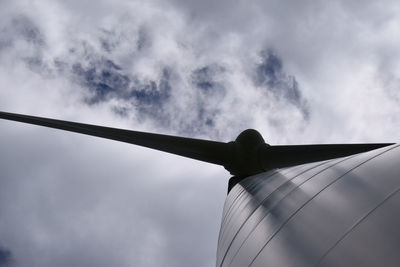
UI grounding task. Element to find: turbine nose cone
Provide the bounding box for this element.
[235,129,266,147]
[224,129,269,177]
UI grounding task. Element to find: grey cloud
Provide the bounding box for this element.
[136,26,151,52]
[0,14,51,76]
[0,14,44,64]
[1,1,400,267]
[11,15,44,46]
[0,127,225,267]
[0,15,44,48]
[191,64,225,93]
[1,1,312,138]
[0,246,12,267]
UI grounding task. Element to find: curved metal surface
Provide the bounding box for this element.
[217,144,400,267]
[217,161,328,266]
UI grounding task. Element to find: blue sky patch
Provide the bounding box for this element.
[0,246,12,267]
[255,50,310,119]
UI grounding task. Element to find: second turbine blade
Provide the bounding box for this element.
[0,111,231,166]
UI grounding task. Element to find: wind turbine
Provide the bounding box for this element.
[1,110,398,267]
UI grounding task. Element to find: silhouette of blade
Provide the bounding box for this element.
[224,129,394,177]
[259,143,394,170]
[0,111,230,166]
[0,111,394,177]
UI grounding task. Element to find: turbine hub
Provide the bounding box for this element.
[224,129,269,177]
[235,129,265,147]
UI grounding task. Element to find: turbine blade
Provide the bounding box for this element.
[0,111,394,177]
[0,111,230,166]
[260,143,394,170]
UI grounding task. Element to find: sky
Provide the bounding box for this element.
[1,0,400,266]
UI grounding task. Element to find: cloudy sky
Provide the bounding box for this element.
[1,0,400,266]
